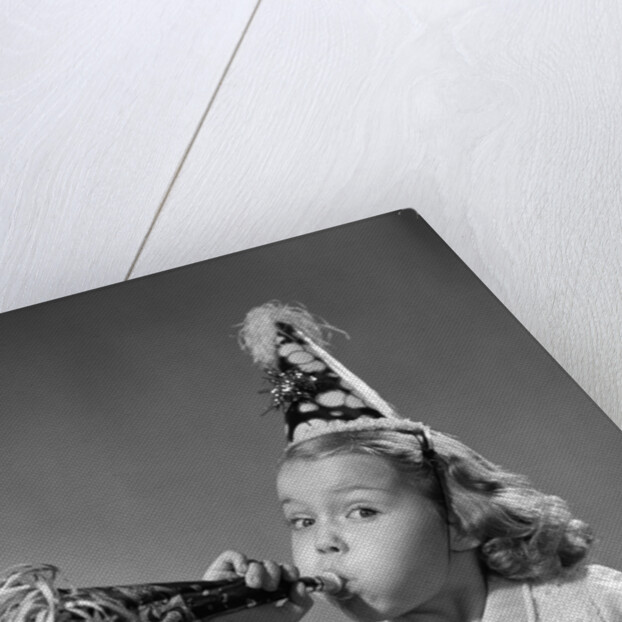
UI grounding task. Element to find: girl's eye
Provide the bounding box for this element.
[348,507,378,519]
[288,517,315,530]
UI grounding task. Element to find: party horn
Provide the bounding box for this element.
[0,565,343,622]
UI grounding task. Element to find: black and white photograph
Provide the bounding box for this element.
[1,212,621,621]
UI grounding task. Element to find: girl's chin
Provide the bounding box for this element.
[329,591,356,603]
[328,594,389,622]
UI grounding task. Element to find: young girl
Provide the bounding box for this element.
[203,303,622,622]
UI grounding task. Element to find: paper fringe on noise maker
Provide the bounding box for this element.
[0,564,306,622]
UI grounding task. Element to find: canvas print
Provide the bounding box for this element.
[1,210,620,622]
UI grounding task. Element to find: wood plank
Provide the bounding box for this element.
[0,0,257,312]
[132,0,622,427]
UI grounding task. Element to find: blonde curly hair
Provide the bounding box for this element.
[280,428,594,581]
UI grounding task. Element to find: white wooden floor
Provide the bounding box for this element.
[1,1,621,428]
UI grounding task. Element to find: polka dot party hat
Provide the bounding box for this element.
[238,301,428,445]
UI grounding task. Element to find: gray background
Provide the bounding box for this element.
[1,211,620,622]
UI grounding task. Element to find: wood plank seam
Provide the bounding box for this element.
[124,0,265,281]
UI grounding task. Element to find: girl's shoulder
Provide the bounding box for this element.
[483,564,622,622]
[530,564,622,621]
[582,564,622,614]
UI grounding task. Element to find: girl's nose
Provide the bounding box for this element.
[315,525,347,554]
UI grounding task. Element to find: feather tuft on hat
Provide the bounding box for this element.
[238,301,345,366]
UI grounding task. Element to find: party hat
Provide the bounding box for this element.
[238,302,429,444]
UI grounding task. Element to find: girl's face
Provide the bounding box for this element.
[277,453,452,621]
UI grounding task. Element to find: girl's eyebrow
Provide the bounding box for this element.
[280,485,390,504]
[331,485,390,493]
[280,498,299,506]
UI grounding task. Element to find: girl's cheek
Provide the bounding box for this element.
[291,537,315,570]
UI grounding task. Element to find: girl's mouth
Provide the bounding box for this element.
[331,590,355,602]
[315,569,354,601]
[327,579,355,602]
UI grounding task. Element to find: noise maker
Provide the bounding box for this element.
[0,565,344,622]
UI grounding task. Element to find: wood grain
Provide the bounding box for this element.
[0,0,257,312]
[131,0,622,427]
